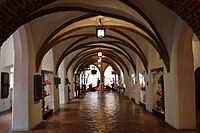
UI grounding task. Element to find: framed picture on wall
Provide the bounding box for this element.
[34,75,43,101]
[54,77,61,85]
[1,72,10,99]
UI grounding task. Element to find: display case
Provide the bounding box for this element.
[42,70,53,119]
[151,67,165,120]
[139,72,146,108]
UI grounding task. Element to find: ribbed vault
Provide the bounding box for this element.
[0,0,199,74]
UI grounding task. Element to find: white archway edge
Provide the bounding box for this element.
[164,17,196,129]
[12,25,42,131]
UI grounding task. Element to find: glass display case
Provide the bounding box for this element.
[139,73,146,107]
[42,70,53,119]
[151,67,165,120]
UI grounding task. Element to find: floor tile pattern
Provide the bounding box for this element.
[0,91,199,133]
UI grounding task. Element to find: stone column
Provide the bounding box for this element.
[134,74,140,104]
[12,27,30,131]
[59,61,68,104]
[165,18,196,129]
[145,46,154,112]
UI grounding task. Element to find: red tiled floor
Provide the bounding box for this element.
[0,91,199,133]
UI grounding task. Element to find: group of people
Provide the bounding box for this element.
[87,78,116,92]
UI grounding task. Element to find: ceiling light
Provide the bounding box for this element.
[98,52,102,56]
[97,58,102,63]
[96,19,105,38]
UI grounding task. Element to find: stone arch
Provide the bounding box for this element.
[55,39,142,74]
[76,58,121,76]
[45,29,150,74]
[0,5,170,72]
[0,0,199,45]
[36,24,161,72]
[67,50,130,75]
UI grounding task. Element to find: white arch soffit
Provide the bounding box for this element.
[33,0,155,39]
[50,16,151,42]
[72,55,125,75]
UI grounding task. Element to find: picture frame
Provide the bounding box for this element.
[54,77,61,85]
[34,75,43,101]
[1,72,9,99]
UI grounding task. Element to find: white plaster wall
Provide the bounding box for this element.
[42,49,60,112]
[42,50,54,71]
[192,40,200,70]
[1,35,14,68]
[134,57,141,104]
[164,17,196,129]
[58,60,68,104]
[12,26,30,131]
[164,41,179,129]
[0,98,10,112]
[133,0,178,56]
[53,77,60,112]
[164,17,183,129]
[137,59,145,73]
[25,25,43,129]
[67,67,75,99]
[0,36,14,112]
[123,70,130,97]
[145,45,154,112]
[176,24,196,129]
[0,67,11,112]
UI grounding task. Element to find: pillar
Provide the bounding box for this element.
[135,57,140,104]
[12,27,30,131]
[124,72,132,99]
[124,71,129,97]
[53,74,60,112]
[134,74,140,104]
[165,18,196,129]
[59,61,68,104]
[145,46,154,112]
[12,25,44,131]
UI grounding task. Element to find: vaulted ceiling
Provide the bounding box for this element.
[0,0,199,74]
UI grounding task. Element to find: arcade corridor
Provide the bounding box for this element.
[0,91,198,133]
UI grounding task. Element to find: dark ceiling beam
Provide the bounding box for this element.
[65,48,133,75]
[68,52,129,75]
[56,43,137,74]
[38,33,147,73]
[29,6,162,47]
[0,0,199,52]
[30,6,169,72]
[36,25,168,72]
[76,58,121,76]
[53,33,148,73]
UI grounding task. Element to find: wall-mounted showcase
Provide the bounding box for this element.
[151,67,165,120]
[42,70,54,119]
[139,72,146,108]
[1,72,10,99]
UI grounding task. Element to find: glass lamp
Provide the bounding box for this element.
[96,19,105,38]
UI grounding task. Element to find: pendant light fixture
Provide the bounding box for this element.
[98,51,102,57]
[96,19,105,38]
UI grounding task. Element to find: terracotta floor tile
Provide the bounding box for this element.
[0,91,199,133]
